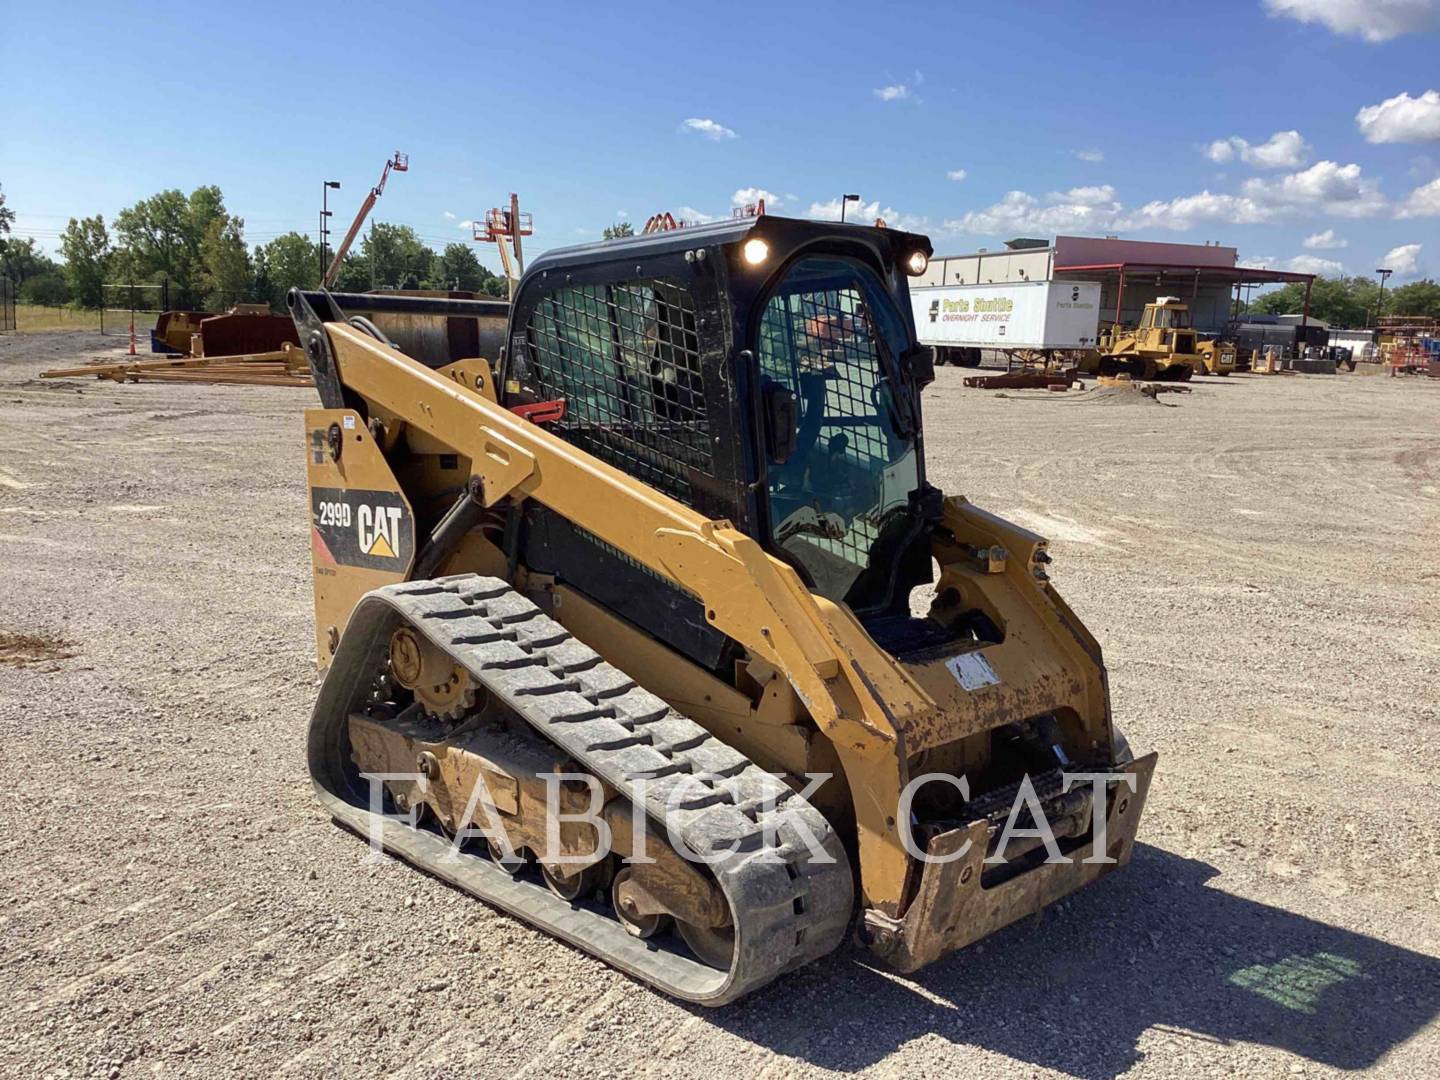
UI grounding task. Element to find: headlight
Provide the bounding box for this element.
[905,250,929,276]
[742,238,769,266]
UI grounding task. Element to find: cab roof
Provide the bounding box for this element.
[525,214,933,278]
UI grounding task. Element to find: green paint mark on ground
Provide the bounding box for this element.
[1229,952,1363,1014]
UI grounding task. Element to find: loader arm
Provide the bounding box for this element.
[302,315,933,910]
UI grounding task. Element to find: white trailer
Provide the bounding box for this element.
[911,280,1102,366]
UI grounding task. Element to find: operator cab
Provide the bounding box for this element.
[500,216,937,666]
[1140,297,1192,330]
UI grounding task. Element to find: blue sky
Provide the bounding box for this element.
[4,0,1438,279]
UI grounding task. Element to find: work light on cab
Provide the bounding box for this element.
[906,250,929,276]
[742,238,769,266]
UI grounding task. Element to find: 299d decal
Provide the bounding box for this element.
[311,487,415,570]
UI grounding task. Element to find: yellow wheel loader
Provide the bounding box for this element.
[290,215,1155,1005]
[1099,296,1205,381]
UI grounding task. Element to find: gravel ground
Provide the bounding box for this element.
[1,331,1437,1079]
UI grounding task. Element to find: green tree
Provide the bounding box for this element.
[21,272,70,307]
[332,252,372,292]
[603,221,634,240]
[200,215,253,308]
[252,245,273,309]
[0,184,14,274]
[256,231,321,307]
[476,267,509,298]
[112,188,191,295]
[0,236,56,286]
[1387,279,1440,320]
[1251,275,1383,328]
[428,242,486,291]
[360,223,432,290]
[60,214,112,309]
[113,185,236,308]
[0,185,12,257]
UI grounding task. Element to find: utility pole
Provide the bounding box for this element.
[320,180,341,279]
[1373,267,1393,327]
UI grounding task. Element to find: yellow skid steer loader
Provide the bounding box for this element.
[290,215,1155,1005]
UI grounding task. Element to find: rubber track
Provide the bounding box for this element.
[308,574,854,1005]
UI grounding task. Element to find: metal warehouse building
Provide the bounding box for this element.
[914,235,1317,334]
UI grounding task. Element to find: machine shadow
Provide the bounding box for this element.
[706,844,1439,1078]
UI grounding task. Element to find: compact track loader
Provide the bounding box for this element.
[291,216,1155,1005]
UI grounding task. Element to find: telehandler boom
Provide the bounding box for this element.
[290,216,1155,1004]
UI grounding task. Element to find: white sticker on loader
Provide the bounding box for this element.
[947,651,1001,691]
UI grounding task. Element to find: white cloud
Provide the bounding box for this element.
[1053,184,1119,206]
[946,187,1124,236]
[616,209,629,219]
[1356,90,1440,144]
[1286,254,1347,275]
[1206,139,1237,164]
[1205,130,1311,169]
[1303,228,1348,248]
[1206,140,1236,164]
[732,187,781,209]
[458,219,476,230]
[680,117,737,140]
[1075,149,1105,163]
[1398,176,1440,216]
[808,196,927,232]
[874,71,925,102]
[675,206,719,225]
[1381,242,1423,274]
[1264,0,1440,42]
[946,169,968,182]
[1239,253,1344,274]
[1121,191,1273,230]
[1240,160,1388,217]
[950,164,1387,238]
[443,210,457,220]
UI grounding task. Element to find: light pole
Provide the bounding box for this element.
[1373,267,1393,327]
[839,193,860,223]
[321,181,341,279]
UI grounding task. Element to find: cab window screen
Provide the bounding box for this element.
[524,280,710,503]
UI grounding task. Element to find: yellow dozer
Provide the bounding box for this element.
[289,215,1155,1005]
[1099,296,1205,380]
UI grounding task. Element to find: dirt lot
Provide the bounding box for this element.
[2,332,1437,1079]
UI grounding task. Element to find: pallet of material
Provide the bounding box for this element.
[963,370,1078,390]
[41,345,312,388]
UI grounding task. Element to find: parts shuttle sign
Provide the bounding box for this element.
[912,280,1102,350]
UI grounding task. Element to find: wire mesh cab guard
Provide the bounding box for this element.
[518,277,711,506]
